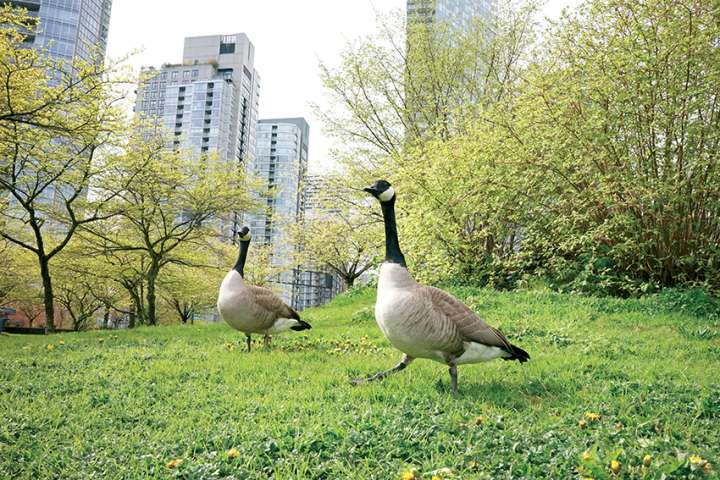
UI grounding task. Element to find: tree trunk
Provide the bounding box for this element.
[102,307,110,329]
[39,257,55,334]
[146,263,159,326]
[344,276,355,289]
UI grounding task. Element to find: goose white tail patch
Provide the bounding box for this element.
[268,318,300,333]
[456,342,507,364]
[378,187,395,202]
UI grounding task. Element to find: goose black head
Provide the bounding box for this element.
[237,226,251,242]
[363,180,395,203]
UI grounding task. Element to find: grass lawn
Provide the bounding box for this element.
[1,287,719,479]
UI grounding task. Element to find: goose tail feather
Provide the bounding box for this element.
[502,343,530,363]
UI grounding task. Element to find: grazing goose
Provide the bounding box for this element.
[217,226,311,351]
[353,180,529,393]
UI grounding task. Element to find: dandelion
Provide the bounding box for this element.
[467,460,480,470]
[579,419,588,429]
[165,459,183,469]
[582,450,591,461]
[704,462,713,473]
[584,412,601,422]
[614,422,623,431]
[643,455,653,467]
[610,460,620,475]
[46,344,55,351]
[689,455,704,465]
[226,343,235,352]
[59,339,65,345]
[401,470,419,480]
[474,415,485,425]
[432,477,441,480]
[227,447,240,459]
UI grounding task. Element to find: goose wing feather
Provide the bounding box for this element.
[425,286,514,352]
[246,285,300,322]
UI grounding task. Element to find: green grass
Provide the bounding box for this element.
[1,287,719,479]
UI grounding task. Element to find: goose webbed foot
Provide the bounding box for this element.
[350,355,413,385]
[245,334,252,352]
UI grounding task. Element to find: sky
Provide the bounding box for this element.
[106,0,581,173]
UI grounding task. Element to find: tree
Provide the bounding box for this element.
[316,1,539,162]
[82,130,251,326]
[500,0,720,293]
[293,213,381,289]
[315,2,540,285]
[0,6,132,331]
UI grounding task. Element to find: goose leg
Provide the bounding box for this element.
[245,334,252,352]
[263,334,272,350]
[351,355,414,385]
[448,364,458,394]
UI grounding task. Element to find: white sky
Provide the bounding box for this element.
[106,0,581,172]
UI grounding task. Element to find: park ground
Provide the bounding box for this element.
[1,286,719,479]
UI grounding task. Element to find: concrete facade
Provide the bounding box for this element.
[245,118,310,308]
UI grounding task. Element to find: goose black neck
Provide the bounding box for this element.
[380,197,406,267]
[233,240,250,277]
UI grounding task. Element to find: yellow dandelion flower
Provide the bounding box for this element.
[59,339,65,345]
[431,477,441,480]
[227,447,240,459]
[689,455,704,465]
[584,412,601,422]
[474,415,485,425]
[610,460,620,474]
[46,344,55,351]
[579,419,588,429]
[401,470,419,480]
[614,422,623,431]
[643,455,653,467]
[582,450,591,461]
[165,459,183,469]
[468,460,480,470]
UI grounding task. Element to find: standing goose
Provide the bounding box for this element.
[353,180,529,393]
[217,226,311,351]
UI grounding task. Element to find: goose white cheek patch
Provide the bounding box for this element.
[379,187,395,202]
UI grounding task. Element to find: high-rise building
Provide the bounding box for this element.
[8,0,113,63]
[135,33,260,165]
[407,0,494,29]
[246,118,310,307]
[294,175,343,311]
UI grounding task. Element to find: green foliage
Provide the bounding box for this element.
[1,287,718,478]
[320,0,720,297]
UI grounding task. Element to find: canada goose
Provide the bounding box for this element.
[217,226,311,351]
[353,180,529,393]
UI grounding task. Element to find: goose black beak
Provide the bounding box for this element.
[363,186,379,195]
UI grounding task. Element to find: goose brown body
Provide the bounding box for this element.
[353,179,529,392]
[217,227,310,350]
[217,270,303,335]
[376,263,527,365]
